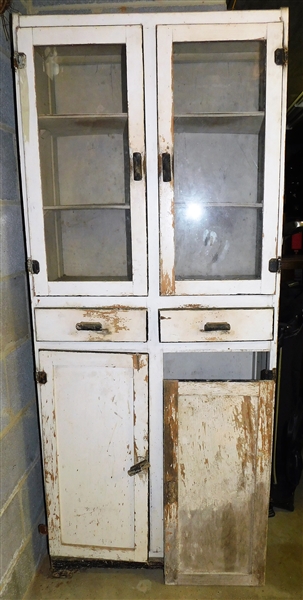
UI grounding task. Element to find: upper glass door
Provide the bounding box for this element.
[17,25,146,296]
[158,23,284,295]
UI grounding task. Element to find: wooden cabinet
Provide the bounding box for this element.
[14,7,288,584]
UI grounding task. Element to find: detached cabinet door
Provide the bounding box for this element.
[158,21,285,296]
[164,380,275,585]
[16,25,147,296]
[39,351,148,561]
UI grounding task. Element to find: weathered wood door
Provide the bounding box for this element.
[164,380,275,585]
[39,351,148,561]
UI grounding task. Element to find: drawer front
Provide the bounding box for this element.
[160,309,274,342]
[35,308,147,342]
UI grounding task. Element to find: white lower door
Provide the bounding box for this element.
[39,351,148,561]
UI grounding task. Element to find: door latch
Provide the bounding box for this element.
[128,459,150,476]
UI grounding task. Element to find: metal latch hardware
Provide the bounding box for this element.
[14,52,26,69]
[128,459,150,477]
[36,371,47,384]
[268,257,282,273]
[27,259,40,275]
[274,48,288,66]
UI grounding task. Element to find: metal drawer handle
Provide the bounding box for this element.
[133,152,142,181]
[76,322,102,331]
[162,153,172,182]
[203,322,231,332]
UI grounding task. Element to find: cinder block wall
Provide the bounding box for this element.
[0,5,47,598]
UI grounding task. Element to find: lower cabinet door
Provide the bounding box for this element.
[164,380,275,586]
[39,351,149,561]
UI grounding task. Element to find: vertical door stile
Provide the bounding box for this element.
[251,379,275,582]
[157,27,175,295]
[132,353,149,558]
[261,22,284,294]
[163,380,179,584]
[16,27,49,296]
[126,26,147,296]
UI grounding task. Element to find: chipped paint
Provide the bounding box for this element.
[164,380,276,585]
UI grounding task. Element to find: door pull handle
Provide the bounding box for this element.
[203,322,231,332]
[76,322,103,331]
[162,153,172,182]
[133,152,142,181]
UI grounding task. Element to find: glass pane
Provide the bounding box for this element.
[34,44,132,282]
[174,41,265,114]
[35,45,127,115]
[175,206,262,280]
[44,208,132,281]
[172,40,266,281]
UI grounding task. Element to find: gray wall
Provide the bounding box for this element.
[0,3,47,598]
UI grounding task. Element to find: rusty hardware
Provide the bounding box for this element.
[274,48,288,66]
[38,524,48,535]
[36,370,47,384]
[203,322,231,332]
[162,153,172,182]
[128,459,150,476]
[13,51,26,69]
[27,258,40,274]
[76,321,102,331]
[268,257,281,273]
[133,152,142,181]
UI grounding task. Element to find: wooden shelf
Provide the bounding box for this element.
[174,112,264,134]
[39,114,128,136]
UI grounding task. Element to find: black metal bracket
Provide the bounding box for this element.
[274,48,288,66]
[36,370,47,384]
[27,259,40,274]
[261,369,276,381]
[269,257,281,273]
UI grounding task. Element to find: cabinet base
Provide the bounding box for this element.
[50,557,164,578]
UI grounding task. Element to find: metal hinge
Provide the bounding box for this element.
[261,368,276,382]
[128,459,150,477]
[38,524,48,535]
[27,259,40,275]
[268,257,282,273]
[36,371,47,385]
[274,48,288,66]
[14,52,26,69]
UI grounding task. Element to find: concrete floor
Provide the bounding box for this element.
[25,481,303,600]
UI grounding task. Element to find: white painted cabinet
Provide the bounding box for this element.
[14,8,288,584]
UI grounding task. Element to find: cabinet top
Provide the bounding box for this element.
[13,8,288,30]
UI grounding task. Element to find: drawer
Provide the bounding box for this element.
[160,309,274,342]
[35,308,147,342]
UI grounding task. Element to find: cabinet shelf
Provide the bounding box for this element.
[174,202,263,208]
[174,112,264,134]
[39,114,128,136]
[43,204,130,210]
